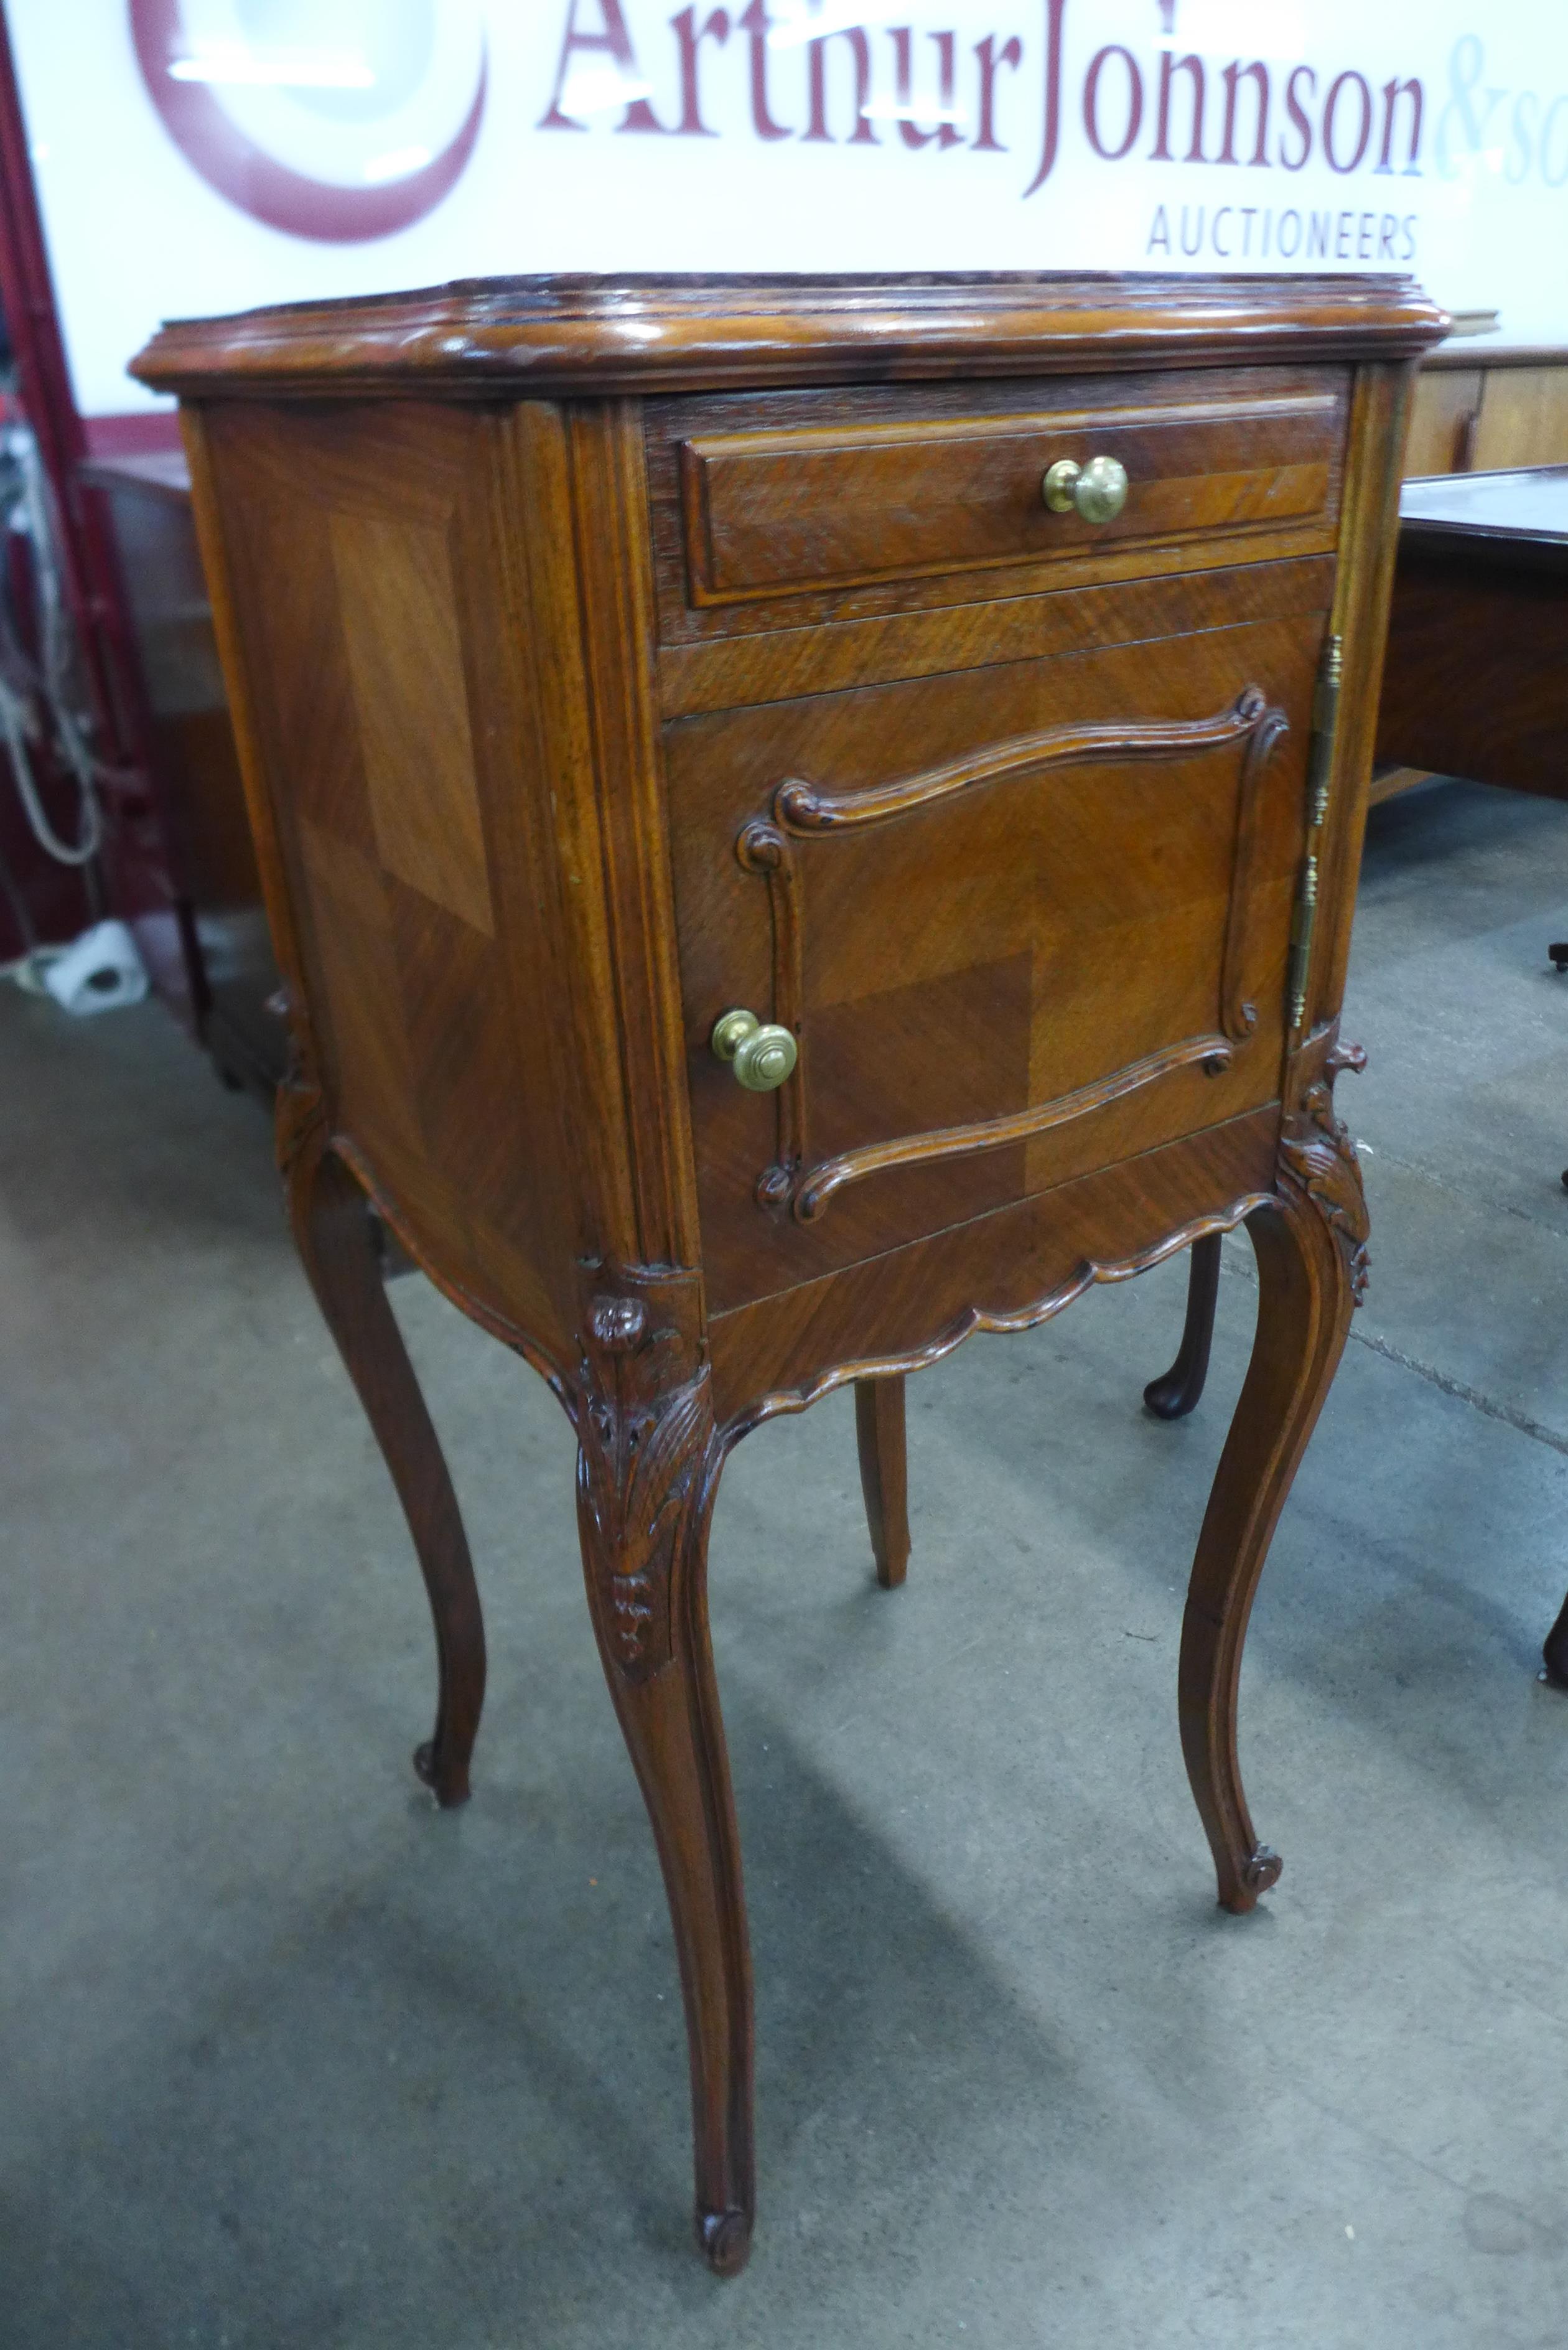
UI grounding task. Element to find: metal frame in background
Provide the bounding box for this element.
[0,0,193,1008]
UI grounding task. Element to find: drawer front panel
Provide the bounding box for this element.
[650,367,1348,644]
[668,602,1327,1314]
[683,395,1339,604]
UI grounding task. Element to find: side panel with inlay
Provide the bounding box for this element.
[201,401,577,1352]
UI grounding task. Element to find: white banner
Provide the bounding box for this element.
[9,0,1568,419]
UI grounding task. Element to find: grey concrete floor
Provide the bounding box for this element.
[3,777,1568,2348]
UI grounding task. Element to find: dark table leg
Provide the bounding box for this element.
[1144,1232,1223,1420]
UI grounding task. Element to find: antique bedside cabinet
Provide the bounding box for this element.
[134,271,1446,2275]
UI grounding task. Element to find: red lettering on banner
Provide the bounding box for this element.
[1377,77,1424,173]
[1022,0,1067,195]
[1281,65,1316,169]
[736,1,790,140]
[1152,49,1206,162]
[1083,45,1143,161]
[1325,71,1373,173]
[540,0,666,133]
[1219,61,1270,166]
[535,0,1435,211]
[671,7,730,137]
[974,34,1024,152]
[805,28,878,144]
[892,29,964,151]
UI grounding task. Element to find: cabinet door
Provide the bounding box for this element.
[668,601,1327,1314]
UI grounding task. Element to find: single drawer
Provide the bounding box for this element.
[677,380,1346,610]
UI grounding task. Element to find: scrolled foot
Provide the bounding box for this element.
[697,2205,754,2277]
[413,1738,470,1809]
[1218,1843,1283,1915]
[1143,1369,1197,1420]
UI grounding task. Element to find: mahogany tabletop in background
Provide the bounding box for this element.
[1376,465,1568,798]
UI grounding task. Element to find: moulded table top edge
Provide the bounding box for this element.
[1422,339,1568,372]
[130,269,1449,401]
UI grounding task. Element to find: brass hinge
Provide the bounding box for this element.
[1287,632,1342,1032]
[1305,632,1343,831]
[1287,853,1318,1032]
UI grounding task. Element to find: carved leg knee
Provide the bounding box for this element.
[575,1271,755,2275]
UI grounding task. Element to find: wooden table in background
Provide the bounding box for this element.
[1374,466,1568,803]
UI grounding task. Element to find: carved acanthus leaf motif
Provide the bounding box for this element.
[1279,1041,1370,1304]
[574,1270,714,1683]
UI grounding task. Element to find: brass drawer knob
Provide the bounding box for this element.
[1042,454,1129,523]
[711,1007,798,1092]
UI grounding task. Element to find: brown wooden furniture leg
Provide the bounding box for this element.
[574,1279,755,2278]
[855,1375,911,1588]
[1144,1232,1223,1421]
[1179,1080,1366,1912]
[1542,1596,1568,1690]
[284,1118,486,1808]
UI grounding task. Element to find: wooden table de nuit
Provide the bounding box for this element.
[133,271,1445,2274]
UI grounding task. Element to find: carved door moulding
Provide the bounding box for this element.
[734,686,1289,1220]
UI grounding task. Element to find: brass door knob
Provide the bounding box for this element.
[1042,454,1129,523]
[711,1008,798,1092]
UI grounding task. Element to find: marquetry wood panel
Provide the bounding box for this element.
[668,599,1326,1313]
[200,401,578,1353]
[646,364,1350,646]
[332,508,495,937]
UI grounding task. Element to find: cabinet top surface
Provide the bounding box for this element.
[133,269,1447,403]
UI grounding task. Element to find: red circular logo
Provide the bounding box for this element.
[130,0,487,244]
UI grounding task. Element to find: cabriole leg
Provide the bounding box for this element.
[284,1124,485,1807]
[1144,1232,1222,1420]
[855,1374,911,1589]
[1180,1074,1367,1912]
[574,1280,755,2277]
